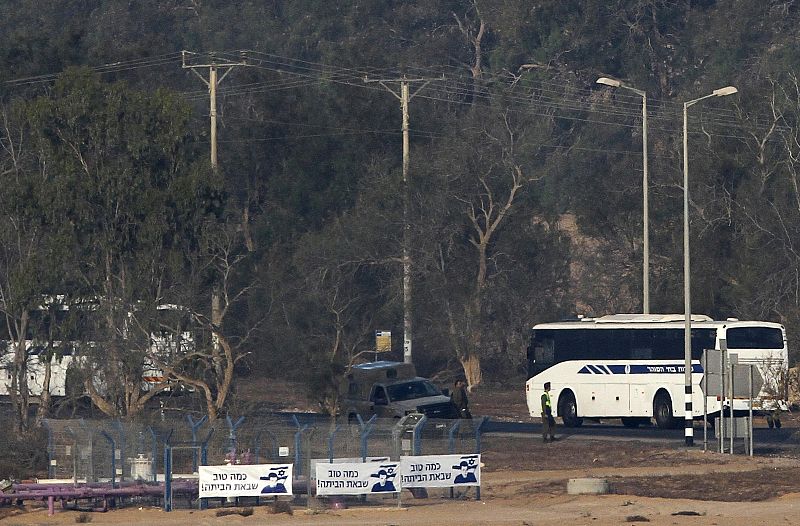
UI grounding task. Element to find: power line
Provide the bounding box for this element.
[3,48,789,141]
[4,53,184,87]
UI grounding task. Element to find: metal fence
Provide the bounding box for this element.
[41,413,486,500]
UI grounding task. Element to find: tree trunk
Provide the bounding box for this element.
[85,377,118,417]
[35,356,53,426]
[459,354,482,392]
[213,333,236,413]
[10,311,30,432]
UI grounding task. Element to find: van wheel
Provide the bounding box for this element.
[653,392,676,429]
[559,391,583,427]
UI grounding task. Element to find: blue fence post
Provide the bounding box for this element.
[291,415,309,476]
[327,424,342,462]
[147,427,159,483]
[65,426,78,483]
[78,419,95,482]
[186,415,207,473]
[226,415,245,463]
[163,443,172,512]
[198,428,214,511]
[253,431,262,463]
[100,431,117,488]
[412,416,428,456]
[112,420,126,482]
[356,414,377,461]
[447,420,462,500]
[474,417,488,501]
[42,421,55,479]
[447,421,462,454]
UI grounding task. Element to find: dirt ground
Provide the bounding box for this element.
[4,381,800,525]
[4,434,800,525]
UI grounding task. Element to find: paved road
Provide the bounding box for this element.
[484,418,799,452]
[268,411,799,452]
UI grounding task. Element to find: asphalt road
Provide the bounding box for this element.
[484,418,800,452]
[270,411,799,452]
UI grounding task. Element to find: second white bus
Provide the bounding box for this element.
[525,314,788,429]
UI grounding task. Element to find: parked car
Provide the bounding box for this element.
[341,361,459,421]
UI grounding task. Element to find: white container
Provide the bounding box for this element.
[129,454,152,481]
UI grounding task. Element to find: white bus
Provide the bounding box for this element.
[525,314,788,429]
[0,301,194,398]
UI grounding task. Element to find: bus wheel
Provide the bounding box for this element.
[653,392,675,429]
[559,391,583,427]
[621,417,641,428]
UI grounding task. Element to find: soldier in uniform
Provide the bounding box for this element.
[451,378,472,419]
[766,407,783,429]
[541,382,556,442]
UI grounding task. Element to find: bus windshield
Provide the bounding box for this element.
[727,327,784,349]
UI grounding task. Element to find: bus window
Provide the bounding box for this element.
[691,328,716,358]
[630,330,653,359]
[727,327,783,349]
[528,330,555,376]
[579,329,628,360]
[556,329,584,358]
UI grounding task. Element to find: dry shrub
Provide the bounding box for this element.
[215,507,254,517]
[270,501,293,515]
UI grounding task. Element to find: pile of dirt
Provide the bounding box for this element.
[482,435,729,472]
[611,467,800,502]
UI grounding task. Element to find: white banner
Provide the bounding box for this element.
[309,457,389,487]
[315,461,400,496]
[400,454,480,488]
[199,464,293,498]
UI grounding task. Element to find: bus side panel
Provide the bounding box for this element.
[578,379,629,418]
[629,383,651,417]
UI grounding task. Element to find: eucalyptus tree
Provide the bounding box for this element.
[24,68,218,417]
[0,101,72,431]
[410,97,570,389]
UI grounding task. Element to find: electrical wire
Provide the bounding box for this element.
[4,48,789,143]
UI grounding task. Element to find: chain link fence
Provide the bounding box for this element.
[41,413,486,507]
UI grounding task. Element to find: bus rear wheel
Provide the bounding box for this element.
[559,391,583,427]
[653,392,677,429]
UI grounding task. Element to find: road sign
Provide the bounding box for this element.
[375,331,391,353]
[701,349,723,397]
[732,364,763,398]
[715,417,749,439]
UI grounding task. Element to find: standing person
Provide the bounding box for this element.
[452,378,472,419]
[541,382,556,442]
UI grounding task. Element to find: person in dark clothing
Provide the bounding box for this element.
[541,381,556,442]
[451,378,472,419]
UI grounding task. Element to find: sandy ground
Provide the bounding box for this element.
[5,479,800,526]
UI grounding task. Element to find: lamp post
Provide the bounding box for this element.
[682,85,738,447]
[596,77,650,313]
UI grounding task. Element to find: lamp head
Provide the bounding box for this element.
[712,86,738,97]
[596,77,621,88]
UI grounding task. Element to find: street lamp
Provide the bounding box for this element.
[682,85,738,447]
[596,77,650,314]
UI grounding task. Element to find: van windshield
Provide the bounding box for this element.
[386,380,441,402]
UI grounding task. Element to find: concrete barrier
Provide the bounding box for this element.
[567,478,609,495]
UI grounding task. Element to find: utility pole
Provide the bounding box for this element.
[181,51,247,169]
[182,51,247,356]
[365,75,438,364]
